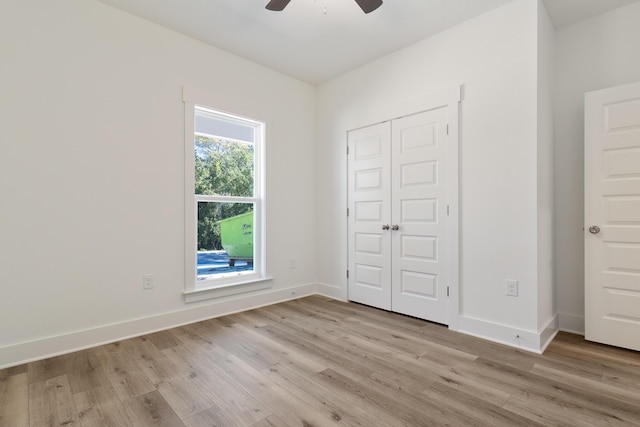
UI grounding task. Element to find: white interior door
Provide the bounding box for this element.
[585,81,640,351]
[391,108,449,324]
[347,122,392,310]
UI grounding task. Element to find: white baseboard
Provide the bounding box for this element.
[539,314,560,353]
[458,314,559,354]
[316,282,347,301]
[1,282,580,369]
[558,312,585,335]
[0,283,318,369]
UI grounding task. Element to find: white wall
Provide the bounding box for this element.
[317,0,552,350]
[554,1,640,334]
[0,0,317,367]
[8,0,634,366]
[536,1,556,334]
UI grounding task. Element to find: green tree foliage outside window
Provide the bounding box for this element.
[195,135,254,251]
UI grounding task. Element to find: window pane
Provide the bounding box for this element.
[195,136,254,197]
[197,202,254,281]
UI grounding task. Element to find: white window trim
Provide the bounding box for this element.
[183,87,270,302]
[183,277,272,303]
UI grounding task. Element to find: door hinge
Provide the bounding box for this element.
[346,270,349,279]
[447,286,450,297]
[447,205,450,216]
[347,145,349,155]
[446,124,449,135]
[347,208,350,217]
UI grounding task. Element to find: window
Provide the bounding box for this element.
[183,90,268,301]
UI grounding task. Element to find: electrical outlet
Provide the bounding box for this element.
[143,274,155,290]
[289,258,296,269]
[506,280,518,297]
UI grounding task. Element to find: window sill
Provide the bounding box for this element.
[183,276,273,303]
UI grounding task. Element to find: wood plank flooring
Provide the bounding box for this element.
[1,295,640,426]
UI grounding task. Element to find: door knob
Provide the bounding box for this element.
[391,224,399,231]
[382,224,390,230]
[589,225,600,234]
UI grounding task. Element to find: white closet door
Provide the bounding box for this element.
[347,122,392,310]
[585,82,640,351]
[391,107,449,324]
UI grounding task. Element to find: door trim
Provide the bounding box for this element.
[346,85,461,331]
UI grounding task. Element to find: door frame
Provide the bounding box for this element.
[346,85,461,331]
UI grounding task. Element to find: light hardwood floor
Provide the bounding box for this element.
[1,295,640,426]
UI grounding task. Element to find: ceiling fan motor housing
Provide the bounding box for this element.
[266,0,383,14]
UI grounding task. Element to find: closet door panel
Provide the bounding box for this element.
[391,107,449,324]
[348,122,392,310]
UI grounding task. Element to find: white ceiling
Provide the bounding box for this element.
[542,0,638,28]
[96,0,639,85]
